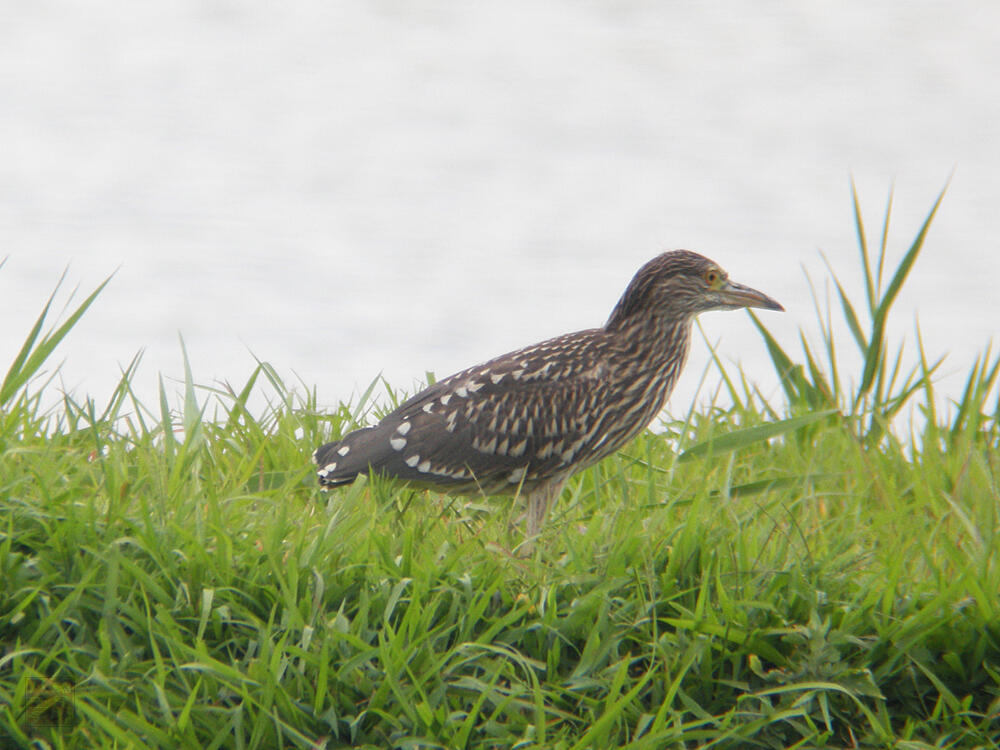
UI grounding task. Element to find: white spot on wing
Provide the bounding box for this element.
[467,381,484,393]
[337,445,350,456]
[490,373,504,384]
[440,394,452,405]
[423,403,434,413]
[396,421,411,435]
[320,462,337,473]
[417,460,431,473]
[507,467,525,484]
[390,437,407,451]
[405,455,420,467]
[455,386,469,398]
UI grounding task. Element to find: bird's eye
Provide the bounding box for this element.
[704,269,722,287]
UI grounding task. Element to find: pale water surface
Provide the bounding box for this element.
[2,1,998,422]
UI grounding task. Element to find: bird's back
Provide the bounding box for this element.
[314,317,687,495]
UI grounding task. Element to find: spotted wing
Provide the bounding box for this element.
[353,328,620,493]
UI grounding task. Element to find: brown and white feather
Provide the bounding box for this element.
[313,250,781,520]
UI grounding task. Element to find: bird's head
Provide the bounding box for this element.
[605,250,784,330]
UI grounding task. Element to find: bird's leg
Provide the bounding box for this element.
[519,478,567,556]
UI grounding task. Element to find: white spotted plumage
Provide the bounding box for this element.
[311,250,783,542]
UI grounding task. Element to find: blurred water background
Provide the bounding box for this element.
[2,1,998,422]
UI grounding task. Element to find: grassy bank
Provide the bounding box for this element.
[2,191,999,748]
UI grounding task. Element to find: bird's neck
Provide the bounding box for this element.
[606,313,694,393]
[594,312,693,445]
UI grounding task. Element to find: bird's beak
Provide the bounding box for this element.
[717,280,785,312]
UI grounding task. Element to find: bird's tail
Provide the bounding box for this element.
[313,426,378,488]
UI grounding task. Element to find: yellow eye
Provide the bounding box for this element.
[704,268,722,287]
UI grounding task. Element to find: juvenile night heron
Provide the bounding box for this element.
[313,250,782,541]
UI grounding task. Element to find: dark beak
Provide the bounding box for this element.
[718,280,784,312]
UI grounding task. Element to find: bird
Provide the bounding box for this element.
[313,250,783,544]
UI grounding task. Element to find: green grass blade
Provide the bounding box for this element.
[178,334,207,449]
[820,252,868,356]
[750,312,831,410]
[1,272,113,405]
[158,373,177,454]
[698,321,745,411]
[747,312,799,404]
[5,272,113,405]
[851,176,876,315]
[857,183,947,405]
[0,273,62,405]
[950,347,1000,441]
[799,332,836,408]
[351,373,382,426]
[679,409,837,461]
[222,364,264,433]
[876,183,947,321]
[568,665,656,750]
[876,183,895,295]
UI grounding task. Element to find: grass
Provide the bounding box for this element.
[1,187,999,749]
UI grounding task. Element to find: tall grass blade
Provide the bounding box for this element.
[851,176,875,315]
[1,273,61,403]
[856,183,948,405]
[951,347,1000,441]
[158,374,177,453]
[748,312,827,409]
[877,183,894,293]
[679,409,836,460]
[799,333,836,407]
[222,364,264,433]
[178,335,206,449]
[821,252,867,355]
[1,271,113,405]
[350,373,382,426]
[697,322,745,411]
